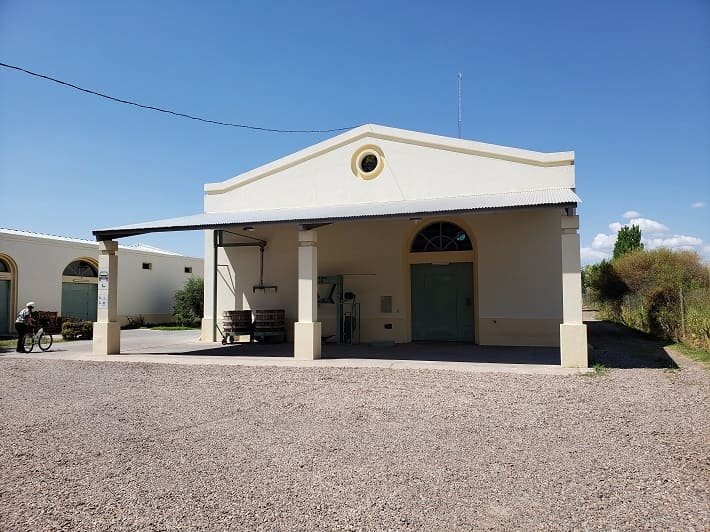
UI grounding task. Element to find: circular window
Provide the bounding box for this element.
[360,154,378,173]
[351,145,385,180]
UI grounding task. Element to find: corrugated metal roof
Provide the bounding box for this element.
[93,188,580,240]
[1,228,184,255]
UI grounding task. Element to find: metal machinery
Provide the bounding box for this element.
[317,275,360,344]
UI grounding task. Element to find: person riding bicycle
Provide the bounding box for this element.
[15,301,36,352]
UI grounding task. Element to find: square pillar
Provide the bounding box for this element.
[294,230,321,360]
[560,215,588,367]
[93,239,120,355]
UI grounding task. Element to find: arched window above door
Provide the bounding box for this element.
[0,258,9,272]
[63,260,98,277]
[410,222,472,252]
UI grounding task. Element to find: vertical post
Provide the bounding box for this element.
[294,229,321,359]
[679,286,685,339]
[457,72,463,139]
[560,215,588,367]
[212,230,219,342]
[93,239,120,355]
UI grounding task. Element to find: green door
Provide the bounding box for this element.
[61,283,98,321]
[0,280,9,334]
[411,262,474,341]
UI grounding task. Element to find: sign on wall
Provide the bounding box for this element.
[98,270,109,309]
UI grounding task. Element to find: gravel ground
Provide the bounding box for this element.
[0,355,708,530]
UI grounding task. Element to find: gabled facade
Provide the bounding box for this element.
[197,125,587,366]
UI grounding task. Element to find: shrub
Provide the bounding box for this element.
[61,320,94,340]
[684,289,710,350]
[174,277,204,327]
[122,315,145,330]
[614,249,709,340]
[588,249,710,347]
[584,259,628,319]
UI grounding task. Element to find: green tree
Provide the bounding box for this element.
[174,277,204,326]
[613,224,643,259]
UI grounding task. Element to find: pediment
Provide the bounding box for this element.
[204,124,575,214]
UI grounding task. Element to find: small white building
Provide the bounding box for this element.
[93,124,587,367]
[0,228,203,333]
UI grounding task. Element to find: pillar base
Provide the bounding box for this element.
[93,322,121,355]
[560,323,588,368]
[294,322,321,360]
[201,318,217,342]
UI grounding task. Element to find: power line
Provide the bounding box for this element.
[0,61,358,133]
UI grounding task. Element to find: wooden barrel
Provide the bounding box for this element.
[223,310,252,333]
[253,309,285,331]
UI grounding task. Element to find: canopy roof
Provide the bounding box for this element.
[93,188,580,240]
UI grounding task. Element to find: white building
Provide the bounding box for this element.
[93,124,587,367]
[0,228,203,333]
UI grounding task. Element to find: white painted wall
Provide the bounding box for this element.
[205,133,574,214]
[0,230,203,328]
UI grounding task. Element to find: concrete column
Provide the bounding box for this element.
[93,240,120,355]
[294,229,321,359]
[200,230,218,342]
[560,215,588,367]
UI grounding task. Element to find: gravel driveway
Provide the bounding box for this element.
[1,352,708,529]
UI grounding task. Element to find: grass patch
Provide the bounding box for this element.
[0,339,18,349]
[584,361,609,377]
[0,336,64,349]
[149,325,199,331]
[669,342,710,368]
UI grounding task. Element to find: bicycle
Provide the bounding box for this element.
[22,326,53,352]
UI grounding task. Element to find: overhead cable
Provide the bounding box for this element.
[0,61,357,133]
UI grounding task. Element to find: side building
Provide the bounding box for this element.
[0,228,203,334]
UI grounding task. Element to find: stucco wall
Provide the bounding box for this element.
[204,207,564,346]
[204,137,574,214]
[0,231,203,329]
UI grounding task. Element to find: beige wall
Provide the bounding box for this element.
[205,207,564,346]
[0,231,203,328]
[205,137,574,214]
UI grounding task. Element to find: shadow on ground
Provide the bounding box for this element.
[586,320,678,369]
[132,341,560,365]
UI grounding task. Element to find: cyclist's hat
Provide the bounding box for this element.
[26,302,35,307]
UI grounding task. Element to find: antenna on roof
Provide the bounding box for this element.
[457,72,463,139]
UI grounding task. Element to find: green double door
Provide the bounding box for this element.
[61,283,98,321]
[411,262,474,342]
[0,280,9,334]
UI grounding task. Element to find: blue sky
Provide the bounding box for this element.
[1,0,708,263]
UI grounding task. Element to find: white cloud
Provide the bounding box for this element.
[581,247,610,264]
[622,210,640,219]
[690,202,705,209]
[583,212,708,264]
[591,232,617,250]
[626,217,669,234]
[644,235,703,249]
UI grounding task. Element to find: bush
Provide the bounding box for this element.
[122,315,145,330]
[584,259,628,319]
[684,289,710,350]
[587,249,710,347]
[174,277,204,327]
[61,320,94,340]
